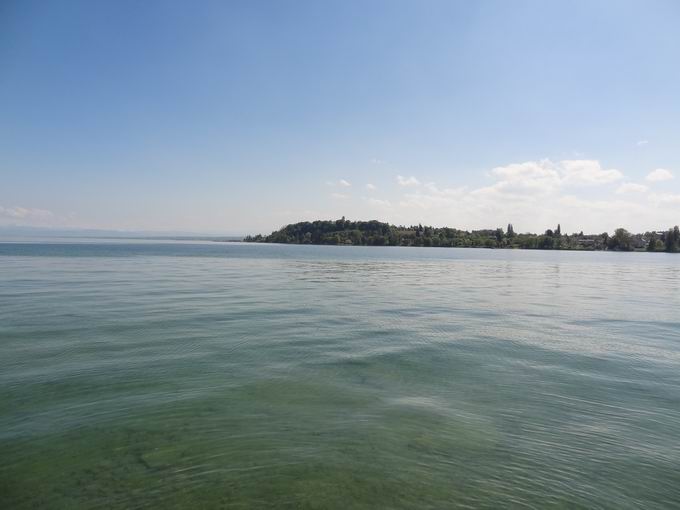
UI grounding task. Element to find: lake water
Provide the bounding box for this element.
[1,241,679,508]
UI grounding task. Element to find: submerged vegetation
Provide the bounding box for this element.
[245,218,680,252]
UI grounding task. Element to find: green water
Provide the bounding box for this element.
[1,241,679,508]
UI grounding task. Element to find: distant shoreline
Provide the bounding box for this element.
[243,218,680,253]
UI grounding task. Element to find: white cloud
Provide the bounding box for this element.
[646,168,674,182]
[330,193,348,200]
[383,159,675,233]
[0,205,54,221]
[555,196,649,228]
[365,183,377,191]
[616,182,648,194]
[366,198,391,208]
[491,160,558,182]
[423,182,468,196]
[636,140,649,147]
[399,181,467,211]
[650,193,680,205]
[396,175,420,187]
[370,158,386,165]
[326,179,352,187]
[316,158,677,233]
[473,159,621,197]
[488,160,562,195]
[560,160,623,185]
[395,159,620,205]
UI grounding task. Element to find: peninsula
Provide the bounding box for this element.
[245,218,680,252]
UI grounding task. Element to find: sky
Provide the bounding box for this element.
[1,0,679,235]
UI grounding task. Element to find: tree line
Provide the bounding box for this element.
[244,218,680,252]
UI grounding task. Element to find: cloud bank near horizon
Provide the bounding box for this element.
[3,159,678,235]
[323,159,678,234]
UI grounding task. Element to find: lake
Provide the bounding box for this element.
[1,241,679,508]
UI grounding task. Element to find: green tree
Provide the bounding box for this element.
[245,218,680,254]
[609,228,633,251]
[646,232,658,252]
[666,226,680,252]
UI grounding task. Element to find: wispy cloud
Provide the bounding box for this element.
[365,183,377,191]
[366,198,391,208]
[636,140,649,147]
[326,179,352,187]
[646,168,674,182]
[650,193,680,205]
[401,182,468,210]
[0,205,55,224]
[330,193,348,200]
[0,205,53,219]
[616,182,648,194]
[396,175,420,187]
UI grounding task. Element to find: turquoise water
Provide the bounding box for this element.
[1,241,679,508]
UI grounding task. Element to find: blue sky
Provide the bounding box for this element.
[1,0,679,234]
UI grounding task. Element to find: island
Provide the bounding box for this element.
[244,218,680,252]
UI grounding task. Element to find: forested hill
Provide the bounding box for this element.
[244,218,680,252]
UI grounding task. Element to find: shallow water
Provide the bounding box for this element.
[1,241,679,508]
